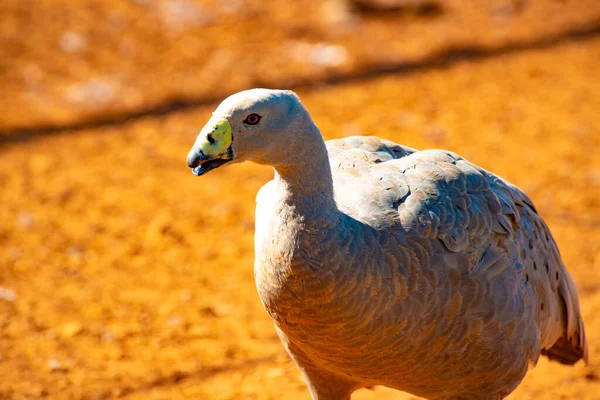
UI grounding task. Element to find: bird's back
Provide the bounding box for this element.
[321,136,587,397]
[254,135,587,399]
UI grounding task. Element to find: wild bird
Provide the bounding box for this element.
[186,89,588,400]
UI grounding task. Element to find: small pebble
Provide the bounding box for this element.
[61,321,83,337]
[47,359,68,372]
[16,212,35,229]
[0,286,16,302]
[59,31,87,53]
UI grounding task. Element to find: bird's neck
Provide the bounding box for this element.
[272,132,337,223]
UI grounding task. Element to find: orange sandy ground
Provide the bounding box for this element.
[2,0,600,132]
[2,3,600,400]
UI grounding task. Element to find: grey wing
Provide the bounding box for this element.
[508,181,589,365]
[326,136,416,228]
[326,135,416,169]
[390,149,587,366]
[328,137,587,366]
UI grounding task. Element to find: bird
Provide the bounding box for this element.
[186,88,588,400]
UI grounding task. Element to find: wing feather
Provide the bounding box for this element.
[327,135,587,366]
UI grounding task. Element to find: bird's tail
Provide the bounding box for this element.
[541,270,588,365]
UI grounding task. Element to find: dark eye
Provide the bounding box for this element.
[243,113,261,125]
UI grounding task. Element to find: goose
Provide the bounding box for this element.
[186,88,588,400]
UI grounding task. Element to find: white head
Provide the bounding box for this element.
[187,88,318,176]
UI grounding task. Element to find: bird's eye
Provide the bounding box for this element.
[243,113,261,125]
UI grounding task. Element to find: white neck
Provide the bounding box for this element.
[272,123,337,222]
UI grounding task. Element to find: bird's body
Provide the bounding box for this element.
[187,89,588,400]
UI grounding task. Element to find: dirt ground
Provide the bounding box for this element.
[2,0,600,132]
[1,1,600,399]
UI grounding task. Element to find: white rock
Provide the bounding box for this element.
[0,286,16,302]
[59,31,87,54]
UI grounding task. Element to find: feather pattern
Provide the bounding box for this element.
[255,135,587,400]
[190,89,587,400]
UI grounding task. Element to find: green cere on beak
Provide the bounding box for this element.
[187,117,234,176]
[199,118,233,157]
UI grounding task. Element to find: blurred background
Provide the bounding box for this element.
[1,0,600,399]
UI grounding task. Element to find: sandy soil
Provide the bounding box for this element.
[2,0,600,132]
[1,1,600,399]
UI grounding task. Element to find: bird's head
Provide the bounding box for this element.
[187,88,311,176]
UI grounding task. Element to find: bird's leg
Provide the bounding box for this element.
[275,328,358,399]
[301,367,356,400]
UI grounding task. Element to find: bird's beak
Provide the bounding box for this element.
[187,117,234,176]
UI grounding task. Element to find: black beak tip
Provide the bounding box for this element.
[187,148,205,168]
